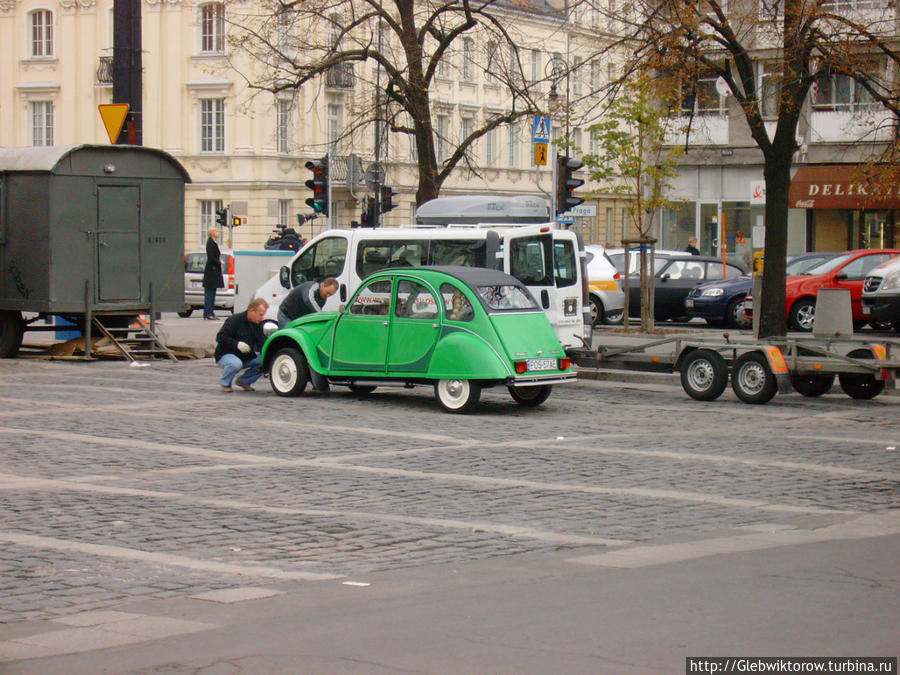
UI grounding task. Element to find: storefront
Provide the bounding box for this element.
[788,165,898,251]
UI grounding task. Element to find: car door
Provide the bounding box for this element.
[829,252,895,318]
[331,278,393,372]
[655,259,705,318]
[387,278,441,373]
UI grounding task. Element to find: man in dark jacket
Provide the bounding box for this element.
[277,277,339,328]
[202,226,224,320]
[215,298,269,392]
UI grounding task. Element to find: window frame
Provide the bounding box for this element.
[200,98,225,153]
[30,100,54,147]
[200,2,225,54]
[29,9,53,58]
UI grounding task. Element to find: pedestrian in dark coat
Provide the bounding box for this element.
[203,226,224,320]
[214,298,269,392]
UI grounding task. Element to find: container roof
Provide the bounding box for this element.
[0,144,191,181]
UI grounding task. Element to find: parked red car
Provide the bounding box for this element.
[784,249,900,331]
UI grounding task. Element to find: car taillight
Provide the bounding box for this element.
[613,272,621,280]
[558,357,571,370]
[514,361,527,374]
[227,256,235,290]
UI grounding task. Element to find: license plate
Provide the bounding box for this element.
[192,280,202,288]
[526,358,557,372]
[685,299,694,308]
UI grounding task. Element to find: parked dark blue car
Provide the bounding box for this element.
[686,252,838,328]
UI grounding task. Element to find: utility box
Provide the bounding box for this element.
[233,250,294,313]
[0,144,191,357]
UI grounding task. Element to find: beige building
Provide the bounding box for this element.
[0,0,631,252]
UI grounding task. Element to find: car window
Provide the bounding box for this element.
[661,260,704,280]
[395,279,439,319]
[726,264,743,278]
[185,253,206,273]
[429,240,486,267]
[348,279,392,316]
[510,235,553,286]
[553,240,578,288]
[706,262,726,280]
[356,240,426,278]
[440,283,475,322]
[840,254,893,279]
[291,236,347,285]
[787,255,831,275]
[804,253,852,275]
[477,285,538,311]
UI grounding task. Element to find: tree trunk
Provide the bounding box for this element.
[758,151,791,338]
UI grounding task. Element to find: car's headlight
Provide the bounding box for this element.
[881,273,900,291]
[701,288,724,297]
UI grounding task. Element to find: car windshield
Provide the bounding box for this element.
[802,254,853,275]
[786,255,834,275]
[476,285,538,311]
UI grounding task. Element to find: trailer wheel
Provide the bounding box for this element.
[731,351,777,404]
[838,349,884,400]
[790,373,835,397]
[0,311,25,358]
[680,349,728,401]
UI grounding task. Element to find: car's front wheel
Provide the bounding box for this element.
[789,299,816,332]
[508,384,552,407]
[434,379,481,413]
[727,297,751,329]
[269,347,309,397]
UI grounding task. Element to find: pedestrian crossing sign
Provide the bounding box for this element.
[533,115,551,143]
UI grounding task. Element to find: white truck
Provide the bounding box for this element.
[253,195,590,350]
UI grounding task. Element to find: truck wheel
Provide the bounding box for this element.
[790,373,835,397]
[435,379,481,413]
[838,349,884,400]
[789,299,816,332]
[0,311,25,358]
[508,384,552,407]
[680,349,728,401]
[731,351,777,404]
[269,347,309,397]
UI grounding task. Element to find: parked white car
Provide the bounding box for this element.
[606,247,682,274]
[181,248,235,318]
[584,244,625,325]
[861,255,900,332]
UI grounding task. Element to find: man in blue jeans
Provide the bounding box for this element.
[214,297,269,392]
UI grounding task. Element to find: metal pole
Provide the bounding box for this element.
[113,0,142,144]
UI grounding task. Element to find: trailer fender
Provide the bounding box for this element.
[761,345,792,393]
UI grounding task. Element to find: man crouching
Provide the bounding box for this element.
[215,297,269,392]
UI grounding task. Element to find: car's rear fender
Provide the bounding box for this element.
[428,328,511,380]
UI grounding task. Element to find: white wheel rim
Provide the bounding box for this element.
[737,362,766,395]
[687,359,715,392]
[272,354,298,392]
[438,379,469,409]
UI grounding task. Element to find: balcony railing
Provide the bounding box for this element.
[97,56,113,85]
[324,63,354,90]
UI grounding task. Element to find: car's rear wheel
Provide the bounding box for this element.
[177,308,194,318]
[269,347,309,397]
[680,349,728,401]
[731,351,777,404]
[348,384,377,395]
[838,348,884,400]
[434,379,481,413]
[508,384,552,407]
[790,373,835,397]
[789,298,816,332]
[727,297,750,329]
[602,308,624,325]
[589,296,603,327]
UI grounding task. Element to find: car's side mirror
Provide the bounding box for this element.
[660,273,670,281]
[279,266,290,289]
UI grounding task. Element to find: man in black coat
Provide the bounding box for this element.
[215,297,269,392]
[277,277,339,328]
[202,226,224,320]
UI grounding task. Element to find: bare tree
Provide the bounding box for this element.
[607,0,900,337]
[229,0,595,207]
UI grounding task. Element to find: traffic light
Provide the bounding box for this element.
[556,155,584,214]
[360,197,377,228]
[215,207,228,229]
[304,157,329,216]
[232,215,242,227]
[379,185,398,214]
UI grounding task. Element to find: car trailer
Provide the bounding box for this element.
[573,333,900,404]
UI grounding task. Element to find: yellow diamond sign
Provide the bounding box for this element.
[98,104,129,144]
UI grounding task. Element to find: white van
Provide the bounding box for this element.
[254,197,589,349]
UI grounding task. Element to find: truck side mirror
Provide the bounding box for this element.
[279,266,290,289]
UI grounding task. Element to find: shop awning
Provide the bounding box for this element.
[789,165,900,210]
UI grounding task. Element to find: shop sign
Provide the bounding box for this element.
[750,180,766,204]
[788,165,900,209]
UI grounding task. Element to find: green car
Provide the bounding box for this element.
[261,266,576,412]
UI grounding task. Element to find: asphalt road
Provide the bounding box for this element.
[1,321,898,673]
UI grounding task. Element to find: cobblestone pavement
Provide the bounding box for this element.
[0,358,898,625]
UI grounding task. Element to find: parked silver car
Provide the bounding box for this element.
[585,244,625,325]
[180,248,235,318]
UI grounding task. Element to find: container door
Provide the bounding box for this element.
[97,185,141,301]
